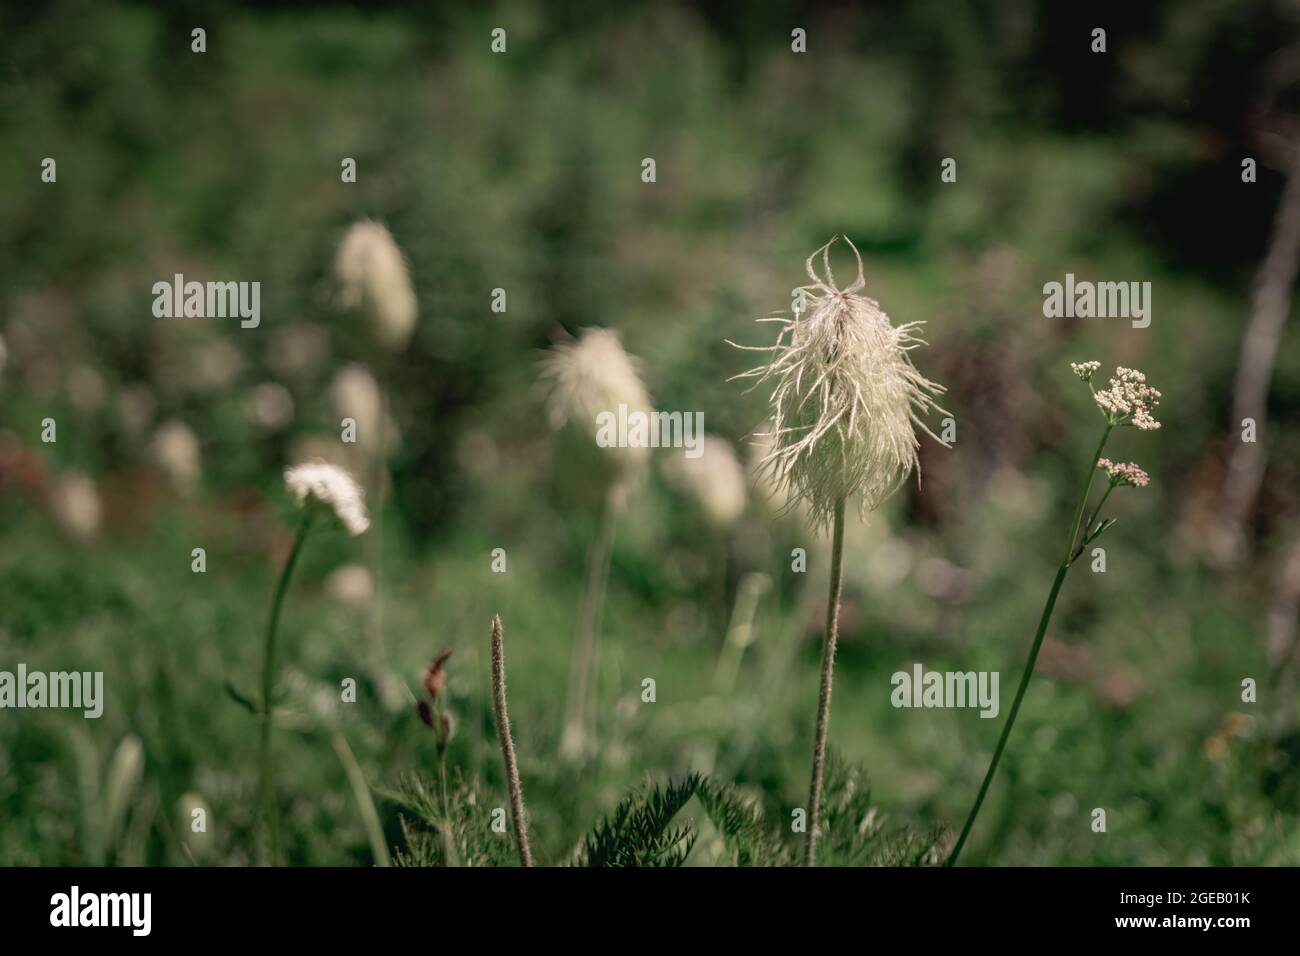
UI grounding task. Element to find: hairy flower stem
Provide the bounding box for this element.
[804,497,846,867]
[946,425,1111,866]
[561,492,618,759]
[491,615,534,867]
[258,508,314,865]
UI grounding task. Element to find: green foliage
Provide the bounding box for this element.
[1,0,1299,869]
[576,774,703,867]
[381,771,517,868]
[694,777,787,866]
[815,754,943,867]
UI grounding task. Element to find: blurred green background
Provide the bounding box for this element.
[2,0,1299,865]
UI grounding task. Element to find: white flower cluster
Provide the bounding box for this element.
[1089,365,1162,430]
[284,459,370,535]
[1097,458,1150,488]
[1070,361,1101,382]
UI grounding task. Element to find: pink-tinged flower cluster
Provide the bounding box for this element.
[1091,366,1161,430]
[1070,361,1101,382]
[1098,458,1150,488]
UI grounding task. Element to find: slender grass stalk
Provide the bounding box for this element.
[946,425,1112,866]
[490,614,534,867]
[714,572,771,695]
[561,491,618,759]
[432,702,460,868]
[331,733,392,867]
[258,507,314,865]
[804,497,846,867]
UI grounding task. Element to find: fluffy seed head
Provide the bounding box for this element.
[664,434,748,529]
[284,459,370,535]
[150,420,201,493]
[1097,458,1150,488]
[335,220,418,350]
[539,327,654,482]
[731,237,950,529]
[49,470,101,542]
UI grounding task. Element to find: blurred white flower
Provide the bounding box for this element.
[67,364,106,413]
[190,339,243,393]
[330,363,383,451]
[325,562,374,607]
[335,220,418,350]
[49,470,101,541]
[177,792,213,858]
[284,459,369,535]
[151,420,201,493]
[116,385,156,438]
[252,382,294,431]
[267,323,329,378]
[664,434,748,529]
[540,327,654,484]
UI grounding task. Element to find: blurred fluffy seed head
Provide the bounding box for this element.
[539,327,654,484]
[252,382,294,431]
[284,459,370,535]
[731,237,950,530]
[177,792,213,856]
[150,420,201,494]
[325,562,374,606]
[664,434,748,529]
[335,220,417,350]
[330,363,386,452]
[49,470,101,542]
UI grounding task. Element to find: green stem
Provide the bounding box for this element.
[432,697,460,867]
[1075,484,1116,559]
[946,426,1111,866]
[561,492,618,759]
[258,508,314,865]
[804,498,846,867]
[1064,425,1112,564]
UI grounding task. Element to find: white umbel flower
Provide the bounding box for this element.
[335,220,418,350]
[732,236,950,530]
[284,459,370,535]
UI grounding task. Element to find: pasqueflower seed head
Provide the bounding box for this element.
[540,327,654,481]
[730,236,950,530]
[335,220,418,350]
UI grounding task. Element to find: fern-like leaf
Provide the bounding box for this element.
[575,774,704,867]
